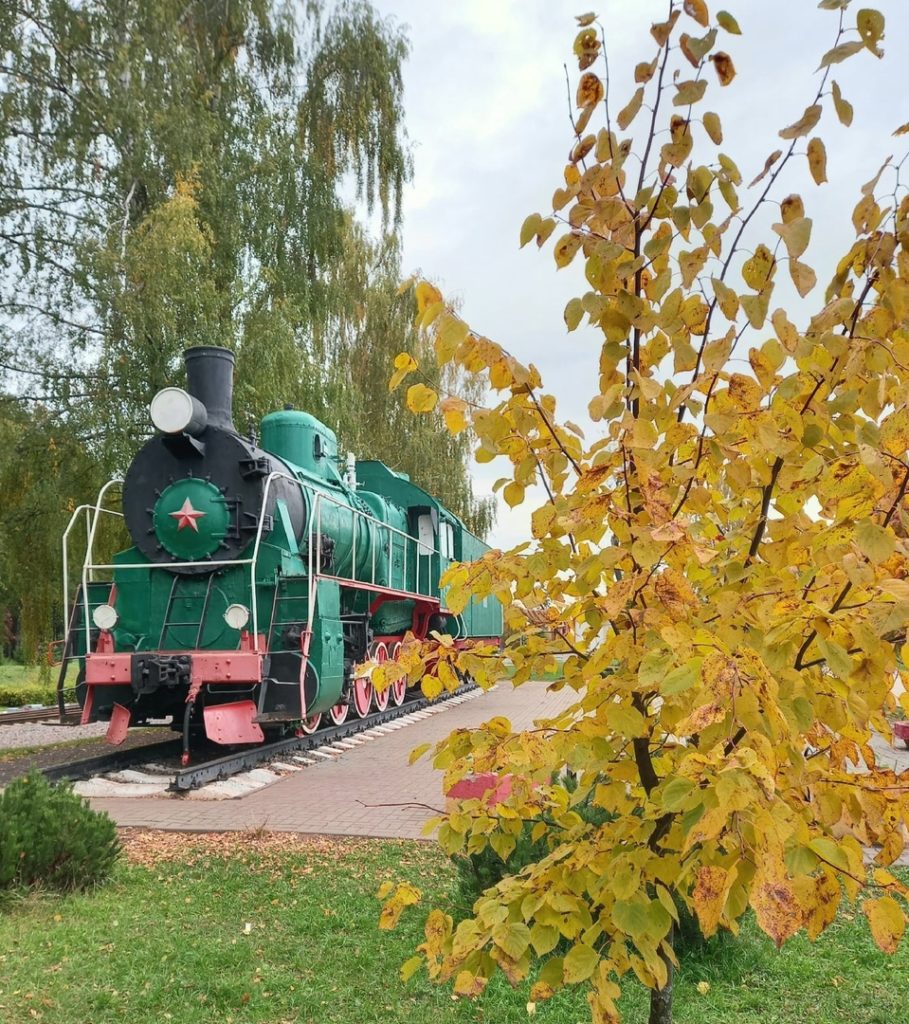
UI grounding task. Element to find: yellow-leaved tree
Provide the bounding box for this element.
[378,3,909,1023]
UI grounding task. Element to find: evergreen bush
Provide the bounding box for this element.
[0,771,120,893]
[0,686,57,708]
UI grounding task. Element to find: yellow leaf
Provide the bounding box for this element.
[864,896,906,953]
[406,383,438,414]
[520,213,542,247]
[819,40,863,68]
[750,875,802,948]
[831,81,853,126]
[504,482,525,508]
[554,233,583,268]
[772,217,812,260]
[617,87,644,130]
[807,137,827,185]
[697,981,711,995]
[703,111,723,144]
[415,281,442,315]
[435,313,469,364]
[440,397,469,435]
[856,8,885,56]
[635,57,658,82]
[577,71,604,107]
[683,0,709,28]
[421,674,443,700]
[789,259,816,298]
[779,104,822,140]
[409,742,432,765]
[674,79,707,106]
[741,243,775,291]
[389,352,418,391]
[453,970,487,997]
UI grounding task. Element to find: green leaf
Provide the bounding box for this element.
[716,10,741,34]
[639,650,672,687]
[562,942,599,983]
[808,837,850,871]
[530,922,560,956]
[662,659,701,695]
[661,777,696,811]
[400,955,424,982]
[855,520,895,564]
[612,900,649,941]
[493,921,531,960]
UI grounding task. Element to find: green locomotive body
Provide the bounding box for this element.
[63,346,501,760]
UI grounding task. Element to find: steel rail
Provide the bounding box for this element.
[40,738,183,785]
[1,703,80,725]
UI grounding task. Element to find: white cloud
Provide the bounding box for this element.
[374,0,909,548]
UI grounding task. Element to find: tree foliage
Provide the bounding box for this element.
[381,3,909,1021]
[0,0,489,655]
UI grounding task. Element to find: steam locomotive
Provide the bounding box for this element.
[60,346,501,762]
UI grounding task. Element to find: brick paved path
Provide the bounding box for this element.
[88,681,577,839]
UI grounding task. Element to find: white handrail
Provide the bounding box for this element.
[72,470,440,659]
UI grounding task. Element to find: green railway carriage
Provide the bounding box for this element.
[62,346,501,761]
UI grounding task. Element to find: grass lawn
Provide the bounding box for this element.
[0,832,906,1024]
[0,664,46,690]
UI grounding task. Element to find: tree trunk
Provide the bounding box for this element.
[648,923,674,1024]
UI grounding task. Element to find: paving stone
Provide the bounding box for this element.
[75,778,171,798]
[87,682,579,837]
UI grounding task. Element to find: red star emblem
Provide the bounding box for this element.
[169,497,206,532]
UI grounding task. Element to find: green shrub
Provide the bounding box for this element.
[0,686,57,708]
[0,771,120,893]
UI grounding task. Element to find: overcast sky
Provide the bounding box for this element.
[370,1,909,548]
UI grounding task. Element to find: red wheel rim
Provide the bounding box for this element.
[329,702,349,725]
[300,713,321,735]
[353,675,373,718]
[390,642,406,706]
[372,643,389,711]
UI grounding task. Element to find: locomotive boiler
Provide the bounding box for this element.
[61,346,501,762]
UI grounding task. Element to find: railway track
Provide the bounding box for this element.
[38,683,475,792]
[0,703,80,725]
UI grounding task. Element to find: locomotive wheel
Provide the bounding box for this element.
[352,673,373,718]
[390,641,406,706]
[329,701,349,726]
[298,713,322,735]
[371,642,389,712]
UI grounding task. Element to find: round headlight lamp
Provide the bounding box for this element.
[92,604,118,631]
[150,387,208,436]
[224,604,250,630]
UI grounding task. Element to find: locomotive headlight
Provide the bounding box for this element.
[150,387,208,436]
[224,604,250,630]
[92,604,118,631]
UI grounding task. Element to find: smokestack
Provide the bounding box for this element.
[184,346,235,432]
